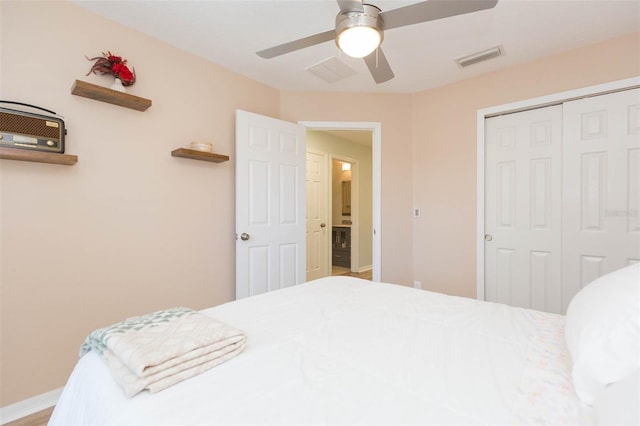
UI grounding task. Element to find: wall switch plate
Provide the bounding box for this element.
[413,280,421,289]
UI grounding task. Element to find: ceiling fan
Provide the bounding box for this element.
[257,0,498,84]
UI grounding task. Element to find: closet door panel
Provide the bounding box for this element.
[485,105,563,313]
[562,88,640,312]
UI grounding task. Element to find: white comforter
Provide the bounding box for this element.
[50,277,593,425]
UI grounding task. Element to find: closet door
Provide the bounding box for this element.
[485,105,563,313]
[561,88,640,312]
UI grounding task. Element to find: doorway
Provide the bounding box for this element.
[302,121,381,282]
[330,157,355,277]
[236,114,380,298]
[306,132,371,280]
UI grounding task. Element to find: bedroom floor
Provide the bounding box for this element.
[5,406,53,426]
[332,266,373,281]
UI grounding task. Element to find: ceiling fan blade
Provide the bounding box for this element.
[257,30,335,59]
[364,48,394,84]
[380,0,498,31]
[337,0,364,13]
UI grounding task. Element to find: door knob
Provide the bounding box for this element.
[320,223,326,228]
[240,233,250,241]
[484,234,493,242]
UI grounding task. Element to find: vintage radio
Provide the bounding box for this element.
[0,101,66,153]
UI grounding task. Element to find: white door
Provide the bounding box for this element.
[485,105,563,313]
[235,110,306,299]
[561,88,640,312]
[306,151,329,281]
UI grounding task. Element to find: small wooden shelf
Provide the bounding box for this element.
[71,80,152,111]
[0,147,77,165]
[171,148,229,163]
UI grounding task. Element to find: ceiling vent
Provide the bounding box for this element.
[455,46,503,68]
[306,57,357,83]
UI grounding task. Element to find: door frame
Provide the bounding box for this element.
[330,154,360,273]
[476,77,640,300]
[300,121,381,282]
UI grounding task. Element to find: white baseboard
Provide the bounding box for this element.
[0,387,62,425]
[358,265,372,273]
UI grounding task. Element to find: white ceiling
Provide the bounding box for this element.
[74,0,640,94]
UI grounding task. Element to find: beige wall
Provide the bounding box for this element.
[306,131,373,269]
[0,1,280,405]
[411,32,640,298]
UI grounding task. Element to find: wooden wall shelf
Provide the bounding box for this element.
[0,147,78,165]
[71,80,152,111]
[171,148,229,163]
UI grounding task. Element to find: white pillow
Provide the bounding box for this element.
[565,263,640,405]
[593,369,640,426]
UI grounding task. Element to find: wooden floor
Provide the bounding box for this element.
[334,268,373,281]
[5,407,54,426]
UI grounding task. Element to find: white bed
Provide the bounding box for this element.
[50,269,639,425]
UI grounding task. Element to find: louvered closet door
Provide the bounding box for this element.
[485,105,563,313]
[561,89,640,313]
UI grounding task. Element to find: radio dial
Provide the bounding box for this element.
[47,140,54,147]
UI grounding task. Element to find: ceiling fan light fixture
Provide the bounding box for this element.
[337,26,381,58]
[257,0,500,84]
[335,4,383,58]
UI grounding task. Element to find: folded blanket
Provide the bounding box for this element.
[80,307,246,397]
